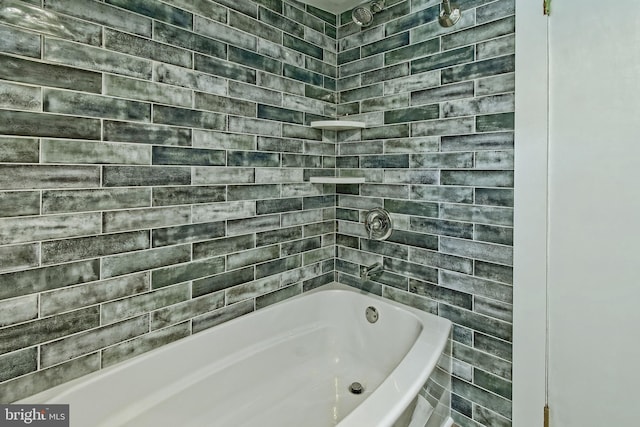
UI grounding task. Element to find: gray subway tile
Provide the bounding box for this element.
[410,216,473,239]
[103,166,191,187]
[0,307,100,356]
[154,21,226,59]
[44,38,152,79]
[40,315,149,368]
[42,231,150,265]
[152,186,226,207]
[441,132,514,152]
[101,285,190,325]
[441,170,514,188]
[0,23,40,58]
[105,0,193,28]
[195,93,256,117]
[44,0,152,37]
[191,200,256,223]
[0,348,37,383]
[0,110,101,140]
[442,54,515,85]
[193,266,255,297]
[0,165,100,191]
[43,188,151,214]
[105,74,192,107]
[228,245,280,269]
[440,204,513,226]
[104,121,191,147]
[0,294,38,327]
[102,244,191,279]
[41,140,151,165]
[194,15,257,50]
[193,234,256,259]
[0,243,39,274]
[149,293,224,331]
[103,206,191,233]
[41,273,149,317]
[192,299,254,333]
[440,270,512,304]
[440,237,513,265]
[152,221,225,247]
[155,63,227,95]
[153,105,226,131]
[151,256,225,289]
[152,146,225,166]
[0,213,101,246]
[195,54,256,85]
[442,16,515,50]
[0,81,41,111]
[0,137,39,163]
[228,214,280,236]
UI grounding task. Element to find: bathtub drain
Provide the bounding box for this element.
[349,382,364,395]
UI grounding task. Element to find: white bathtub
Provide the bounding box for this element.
[20,283,453,427]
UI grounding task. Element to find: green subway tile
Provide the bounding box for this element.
[362,63,409,85]
[338,47,360,65]
[103,322,190,367]
[43,188,150,214]
[410,278,472,310]
[475,224,513,246]
[362,32,410,58]
[385,199,438,217]
[442,54,515,84]
[360,154,409,168]
[412,117,475,137]
[229,10,281,44]
[228,245,280,269]
[192,299,254,332]
[151,257,225,289]
[154,21,226,59]
[409,216,473,239]
[361,94,409,113]
[40,315,149,368]
[41,140,151,165]
[256,198,302,215]
[385,5,439,36]
[102,245,191,279]
[410,152,474,168]
[41,231,150,264]
[256,283,301,309]
[283,64,323,86]
[0,165,100,190]
[100,286,189,325]
[103,166,191,187]
[227,214,280,236]
[195,93,256,117]
[0,0,101,46]
[228,151,280,167]
[193,234,256,259]
[152,186,226,207]
[411,46,475,75]
[0,23,40,58]
[105,74,192,107]
[256,255,301,279]
[0,213,101,245]
[259,8,303,38]
[228,117,281,137]
[229,46,282,74]
[256,226,302,247]
[0,243,39,274]
[441,237,512,266]
[0,348,37,383]
[0,81,41,111]
[257,105,304,124]
[228,184,280,201]
[0,307,100,356]
[193,266,255,297]
[44,0,152,37]
[195,130,256,151]
[476,73,515,96]
[0,191,40,218]
[104,28,191,68]
[443,93,514,118]
[476,112,515,132]
[152,221,225,247]
[283,3,322,32]
[410,185,473,203]
[384,105,439,124]
[41,231,150,265]
[477,34,515,60]
[475,188,514,208]
[340,55,383,78]
[384,70,440,95]
[442,16,515,50]
[385,38,440,66]
[44,89,150,122]
[153,105,226,131]
[105,0,192,28]
[194,16,257,50]
[304,86,336,103]
[442,170,514,188]
[103,206,191,233]
[155,63,227,95]
[40,273,149,317]
[44,38,152,79]
[412,81,475,105]
[0,137,39,163]
[441,204,513,227]
[152,146,225,166]
[104,121,191,147]
[475,150,514,170]
[341,84,383,103]
[409,247,473,275]
[441,132,514,152]
[0,259,100,300]
[230,81,282,106]
[193,168,255,185]
[0,110,101,140]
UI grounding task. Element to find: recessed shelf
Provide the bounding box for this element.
[309,177,366,184]
[310,120,366,131]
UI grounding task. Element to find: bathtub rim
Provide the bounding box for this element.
[18,282,452,427]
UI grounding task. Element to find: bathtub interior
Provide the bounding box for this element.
[19,284,451,427]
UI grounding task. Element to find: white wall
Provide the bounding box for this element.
[547,0,640,424]
[516,0,640,425]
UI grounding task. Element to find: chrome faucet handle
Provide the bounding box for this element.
[364,208,393,241]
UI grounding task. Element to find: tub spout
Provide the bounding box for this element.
[361,262,383,281]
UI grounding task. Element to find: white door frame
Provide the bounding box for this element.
[513,1,548,426]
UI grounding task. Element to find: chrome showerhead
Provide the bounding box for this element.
[352,0,385,27]
[439,0,461,27]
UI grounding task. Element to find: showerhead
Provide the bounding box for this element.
[352,0,385,27]
[439,0,461,27]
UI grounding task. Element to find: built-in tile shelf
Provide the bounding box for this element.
[309,177,366,184]
[310,120,366,131]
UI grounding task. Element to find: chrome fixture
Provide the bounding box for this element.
[365,306,379,323]
[352,0,385,27]
[439,0,461,27]
[364,207,393,240]
[361,262,383,281]
[349,381,364,394]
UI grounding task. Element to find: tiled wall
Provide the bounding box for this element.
[333,0,515,426]
[0,0,514,425]
[0,0,339,402]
